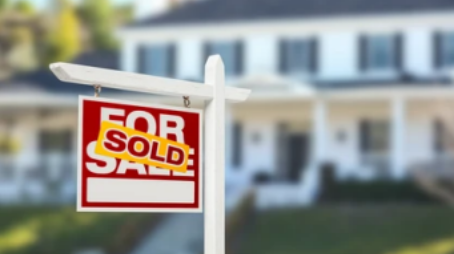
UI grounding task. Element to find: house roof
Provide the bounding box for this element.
[0,50,125,95]
[129,0,454,28]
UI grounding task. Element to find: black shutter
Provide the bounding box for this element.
[137,45,147,73]
[359,35,368,71]
[434,120,443,153]
[359,120,370,153]
[235,40,243,76]
[279,39,288,73]
[309,37,318,73]
[394,33,403,71]
[434,31,443,69]
[167,44,176,77]
[232,122,242,168]
[202,42,211,73]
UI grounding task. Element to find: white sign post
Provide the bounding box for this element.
[50,55,251,254]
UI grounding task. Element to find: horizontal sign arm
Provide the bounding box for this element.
[50,62,250,102]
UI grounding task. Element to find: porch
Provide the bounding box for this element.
[0,105,79,204]
[229,85,454,209]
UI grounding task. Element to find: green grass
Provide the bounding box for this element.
[0,206,157,254]
[239,205,454,254]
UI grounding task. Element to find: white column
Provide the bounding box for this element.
[391,98,406,179]
[120,40,137,72]
[312,100,327,167]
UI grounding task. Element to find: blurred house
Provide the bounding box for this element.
[0,51,124,204]
[118,0,454,209]
[2,0,454,209]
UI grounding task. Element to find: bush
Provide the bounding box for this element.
[318,180,437,204]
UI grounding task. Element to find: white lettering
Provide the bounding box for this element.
[101,107,125,126]
[126,111,157,134]
[117,160,147,175]
[86,141,116,174]
[160,114,185,142]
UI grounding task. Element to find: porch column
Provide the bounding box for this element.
[391,98,406,179]
[312,100,327,167]
[121,40,137,72]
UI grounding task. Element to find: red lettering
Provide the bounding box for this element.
[149,141,166,162]
[128,136,150,158]
[103,129,127,152]
[166,145,184,166]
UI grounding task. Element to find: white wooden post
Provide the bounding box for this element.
[204,55,225,254]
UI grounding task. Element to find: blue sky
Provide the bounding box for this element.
[19,0,133,9]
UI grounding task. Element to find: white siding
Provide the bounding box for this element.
[243,122,276,178]
[405,118,433,165]
[176,39,203,80]
[327,119,359,178]
[319,32,357,80]
[404,29,433,77]
[244,36,278,75]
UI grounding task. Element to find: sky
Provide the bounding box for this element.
[18,0,133,9]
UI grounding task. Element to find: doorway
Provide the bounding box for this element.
[286,133,309,182]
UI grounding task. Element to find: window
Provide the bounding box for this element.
[360,120,390,154]
[138,44,175,77]
[232,122,242,168]
[205,41,242,77]
[360,35,401,71]
[39,130,73,154]
[438,32,454,67]
[434,120,454,153]
[280,38,317,73]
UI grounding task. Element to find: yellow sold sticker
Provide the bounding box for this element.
[95,121,190,173]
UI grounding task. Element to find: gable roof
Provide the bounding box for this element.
[129,0,454,28]
[0,50,124,95]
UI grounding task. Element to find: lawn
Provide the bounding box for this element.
[238,205,454,254]
[0,206,158,254]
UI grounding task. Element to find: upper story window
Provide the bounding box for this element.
[360,34,402,71]
[204,41,242,77]
[138,44,175,77]
[279,38,317,74]
[435,32,454,68]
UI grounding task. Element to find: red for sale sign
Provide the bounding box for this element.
[77,96,203,212]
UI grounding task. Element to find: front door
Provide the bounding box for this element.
[286,133,309,182]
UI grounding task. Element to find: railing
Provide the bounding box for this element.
[411,155,454,179]
[361,153,392,179]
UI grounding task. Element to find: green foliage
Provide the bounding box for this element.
[79,0,117,50]
[0,0,9,11]
[319,180,436,203]
[0,206,157,254]
[13,0,34,15]
[43,0,81,65]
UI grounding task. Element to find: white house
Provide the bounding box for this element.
[2,0,454,208]
[116,0,454,208]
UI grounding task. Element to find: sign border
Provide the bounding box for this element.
[77,95,203,213]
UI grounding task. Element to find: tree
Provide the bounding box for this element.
[78,0,117,50]
[0,0,9,11]
[14,0,34,15]
[8,26,37,71]
[43,0,81,64]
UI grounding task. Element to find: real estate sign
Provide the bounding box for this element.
[50,56,250,254]
[77,96,202,212]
